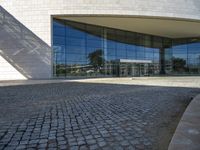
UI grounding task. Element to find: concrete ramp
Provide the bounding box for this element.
[0,6,51,80]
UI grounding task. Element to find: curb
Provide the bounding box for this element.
[168,94,200,150]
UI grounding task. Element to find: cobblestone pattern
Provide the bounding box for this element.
[0,82,199,150]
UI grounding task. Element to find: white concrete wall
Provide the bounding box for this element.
[1,0,200,45]
[0,0,200,79]
[0,55,26,80]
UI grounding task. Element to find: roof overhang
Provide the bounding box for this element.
[55,16,200,39]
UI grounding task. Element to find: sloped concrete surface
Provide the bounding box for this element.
[168,94,200,150]
[0,6,51,79]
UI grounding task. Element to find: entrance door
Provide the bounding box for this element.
[132,63,149,77]
[119,63,150,77]
[119,63,128,77]
[132,64,140,77]
[119,63,137,77]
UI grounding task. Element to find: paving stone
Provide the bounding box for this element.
[130,139,140,145]
[98,141,107,147]
[77,140,86,145]
[113,146,124,150]
[70,146,79,150]
[135,144,145,150]
[59,144,68,150]
[0,82,199,150]
[16,145,26,149]
[38,143,47,148]
[89,144,99,150]
[4,146,17,150]
[120,140,130,146]
[79,145,89,150]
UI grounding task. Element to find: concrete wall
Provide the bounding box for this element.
[0,55,26,80]
[1,0,200,45]
[168,94,200,150]
[0,0,200,79]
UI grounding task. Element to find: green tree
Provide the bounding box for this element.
[172,57,186,71]
[88,49,104,69]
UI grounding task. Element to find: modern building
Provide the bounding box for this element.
[0,0,200,80]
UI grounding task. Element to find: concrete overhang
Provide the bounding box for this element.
[55,16,200,39]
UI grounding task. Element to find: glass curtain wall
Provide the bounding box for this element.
[170,38,200,75]
[53,19,200,77]
[53,19,104,77]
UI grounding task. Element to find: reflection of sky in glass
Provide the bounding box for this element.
[171,40,200,66]
[53,19,200,76]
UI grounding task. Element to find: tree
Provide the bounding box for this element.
[172,57,186,72]
[88,49,104,70]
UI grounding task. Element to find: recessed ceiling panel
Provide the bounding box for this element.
[57,16,200,38]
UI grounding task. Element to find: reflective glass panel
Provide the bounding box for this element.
[53,19,200,77]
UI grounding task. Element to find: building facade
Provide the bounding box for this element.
[0,0,200,79]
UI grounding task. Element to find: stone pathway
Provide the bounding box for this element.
[0,82,199,150]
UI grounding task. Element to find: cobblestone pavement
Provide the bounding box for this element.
[0,82,199,150]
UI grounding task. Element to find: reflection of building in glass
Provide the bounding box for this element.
[53,19,200,78]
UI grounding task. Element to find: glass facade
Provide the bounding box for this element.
[53,19,200,78]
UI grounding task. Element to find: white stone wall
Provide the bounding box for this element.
[0,0,200,79]
[0,55,26,80]
[0,0,200,45]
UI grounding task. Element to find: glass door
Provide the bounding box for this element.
[143,63,150,76]
[132,63,150,77]
[132,64,140,77]
[119,63,128,77]
[119,63,150,77]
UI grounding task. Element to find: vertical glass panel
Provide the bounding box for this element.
[106,29,117,63]
[187,38,200,74]
[85,24,104,77]
[126,44,136,59]
[53,19,66,77]
[171,39,188,74]
[126,32,137,60]
[136,34,145,60]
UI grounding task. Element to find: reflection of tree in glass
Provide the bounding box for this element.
[172,57,186,71]
[88,49,104,70]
